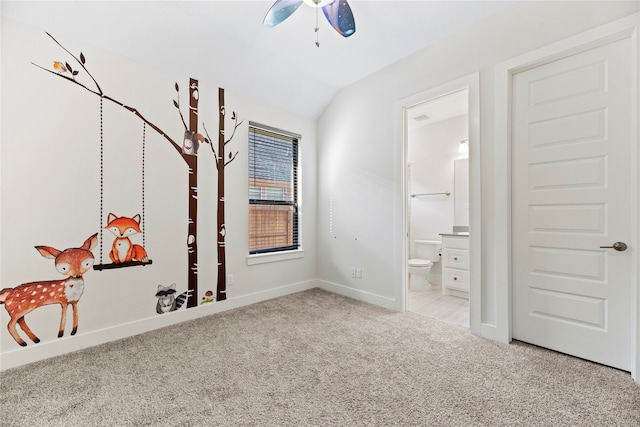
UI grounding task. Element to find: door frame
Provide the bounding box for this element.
[494,13,640,379]
[397,72,483,335]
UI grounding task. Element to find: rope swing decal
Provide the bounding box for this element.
[93,115,152,271]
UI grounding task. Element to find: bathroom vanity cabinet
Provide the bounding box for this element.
[440,234,469,299]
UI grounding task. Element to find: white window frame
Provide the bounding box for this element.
[247,122,303,265]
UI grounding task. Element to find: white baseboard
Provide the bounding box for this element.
[0,279,318,371]
[316,280,397,310]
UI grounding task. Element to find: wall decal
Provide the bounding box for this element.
[211,89,242,302]
[93,112,153,271]
[53,60,73,77]
[182,130,205,155]
[0,233,98,347]
[105,213,149,264]
[155,283,192,314]
[33,33,242,305]
[201,290,214,304]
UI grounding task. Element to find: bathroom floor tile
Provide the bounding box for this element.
[408,285,469,328]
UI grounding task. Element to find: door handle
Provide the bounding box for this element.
[599,242,628,252]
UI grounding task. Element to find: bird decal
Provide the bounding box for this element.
[53,61,68,74]
[53,61,78,80]
[263,0,356,38]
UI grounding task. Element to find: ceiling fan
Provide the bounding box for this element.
[263,0,356,46]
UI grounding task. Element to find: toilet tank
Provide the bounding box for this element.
[415,240,441,262]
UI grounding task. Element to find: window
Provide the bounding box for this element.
[248,122,300,254]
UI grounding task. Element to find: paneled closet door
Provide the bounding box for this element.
[512,36,635,371]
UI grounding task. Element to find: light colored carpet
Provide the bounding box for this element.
[1,288,639,426]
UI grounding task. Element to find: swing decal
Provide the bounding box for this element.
[32,33,241,311]
[94,103,153,271]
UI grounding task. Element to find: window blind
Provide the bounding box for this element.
[249,123,299,254]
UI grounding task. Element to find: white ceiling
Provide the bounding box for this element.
[2,0,513,119]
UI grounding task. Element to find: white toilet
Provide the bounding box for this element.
[408,239,441,290]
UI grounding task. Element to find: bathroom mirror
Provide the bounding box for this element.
[454,158,469,227]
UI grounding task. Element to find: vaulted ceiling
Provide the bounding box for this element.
[2,1,513,118]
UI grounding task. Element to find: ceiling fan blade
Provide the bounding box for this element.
[263,0,304,28]
[322,0,356,37]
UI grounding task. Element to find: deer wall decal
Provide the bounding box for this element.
[0,233,98,347]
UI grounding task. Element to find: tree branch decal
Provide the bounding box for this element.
[45,32,102,92]
[173,82,188,131]
[32,34,183,157]
[203,123,217,161]
[225,111,243,144]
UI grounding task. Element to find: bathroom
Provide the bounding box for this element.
[406,89,470,327]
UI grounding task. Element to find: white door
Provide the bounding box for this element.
[512,36,635,371]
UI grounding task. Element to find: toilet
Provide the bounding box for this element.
[408,239,441,290]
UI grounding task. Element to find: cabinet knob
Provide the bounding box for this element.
[453,277,458,281]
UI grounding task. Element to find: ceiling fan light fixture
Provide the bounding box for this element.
[302,0,335,7]
[264,0,355,41]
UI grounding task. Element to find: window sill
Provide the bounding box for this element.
[247,249,305,265]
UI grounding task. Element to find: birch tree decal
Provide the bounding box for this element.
[33,33,241,305]
[202,89,241,301]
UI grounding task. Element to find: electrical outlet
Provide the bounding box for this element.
[351,268,356,278]
[227,274,234,286]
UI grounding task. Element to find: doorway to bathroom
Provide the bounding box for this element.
[406,90,469,327]
[400,73,480,330]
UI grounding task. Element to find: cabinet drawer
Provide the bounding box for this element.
[442,236,469,250]
[443,249,469,270]
[443,268,469,292]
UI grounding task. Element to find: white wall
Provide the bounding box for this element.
[0,18,317,369]
[316,1,640,317]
